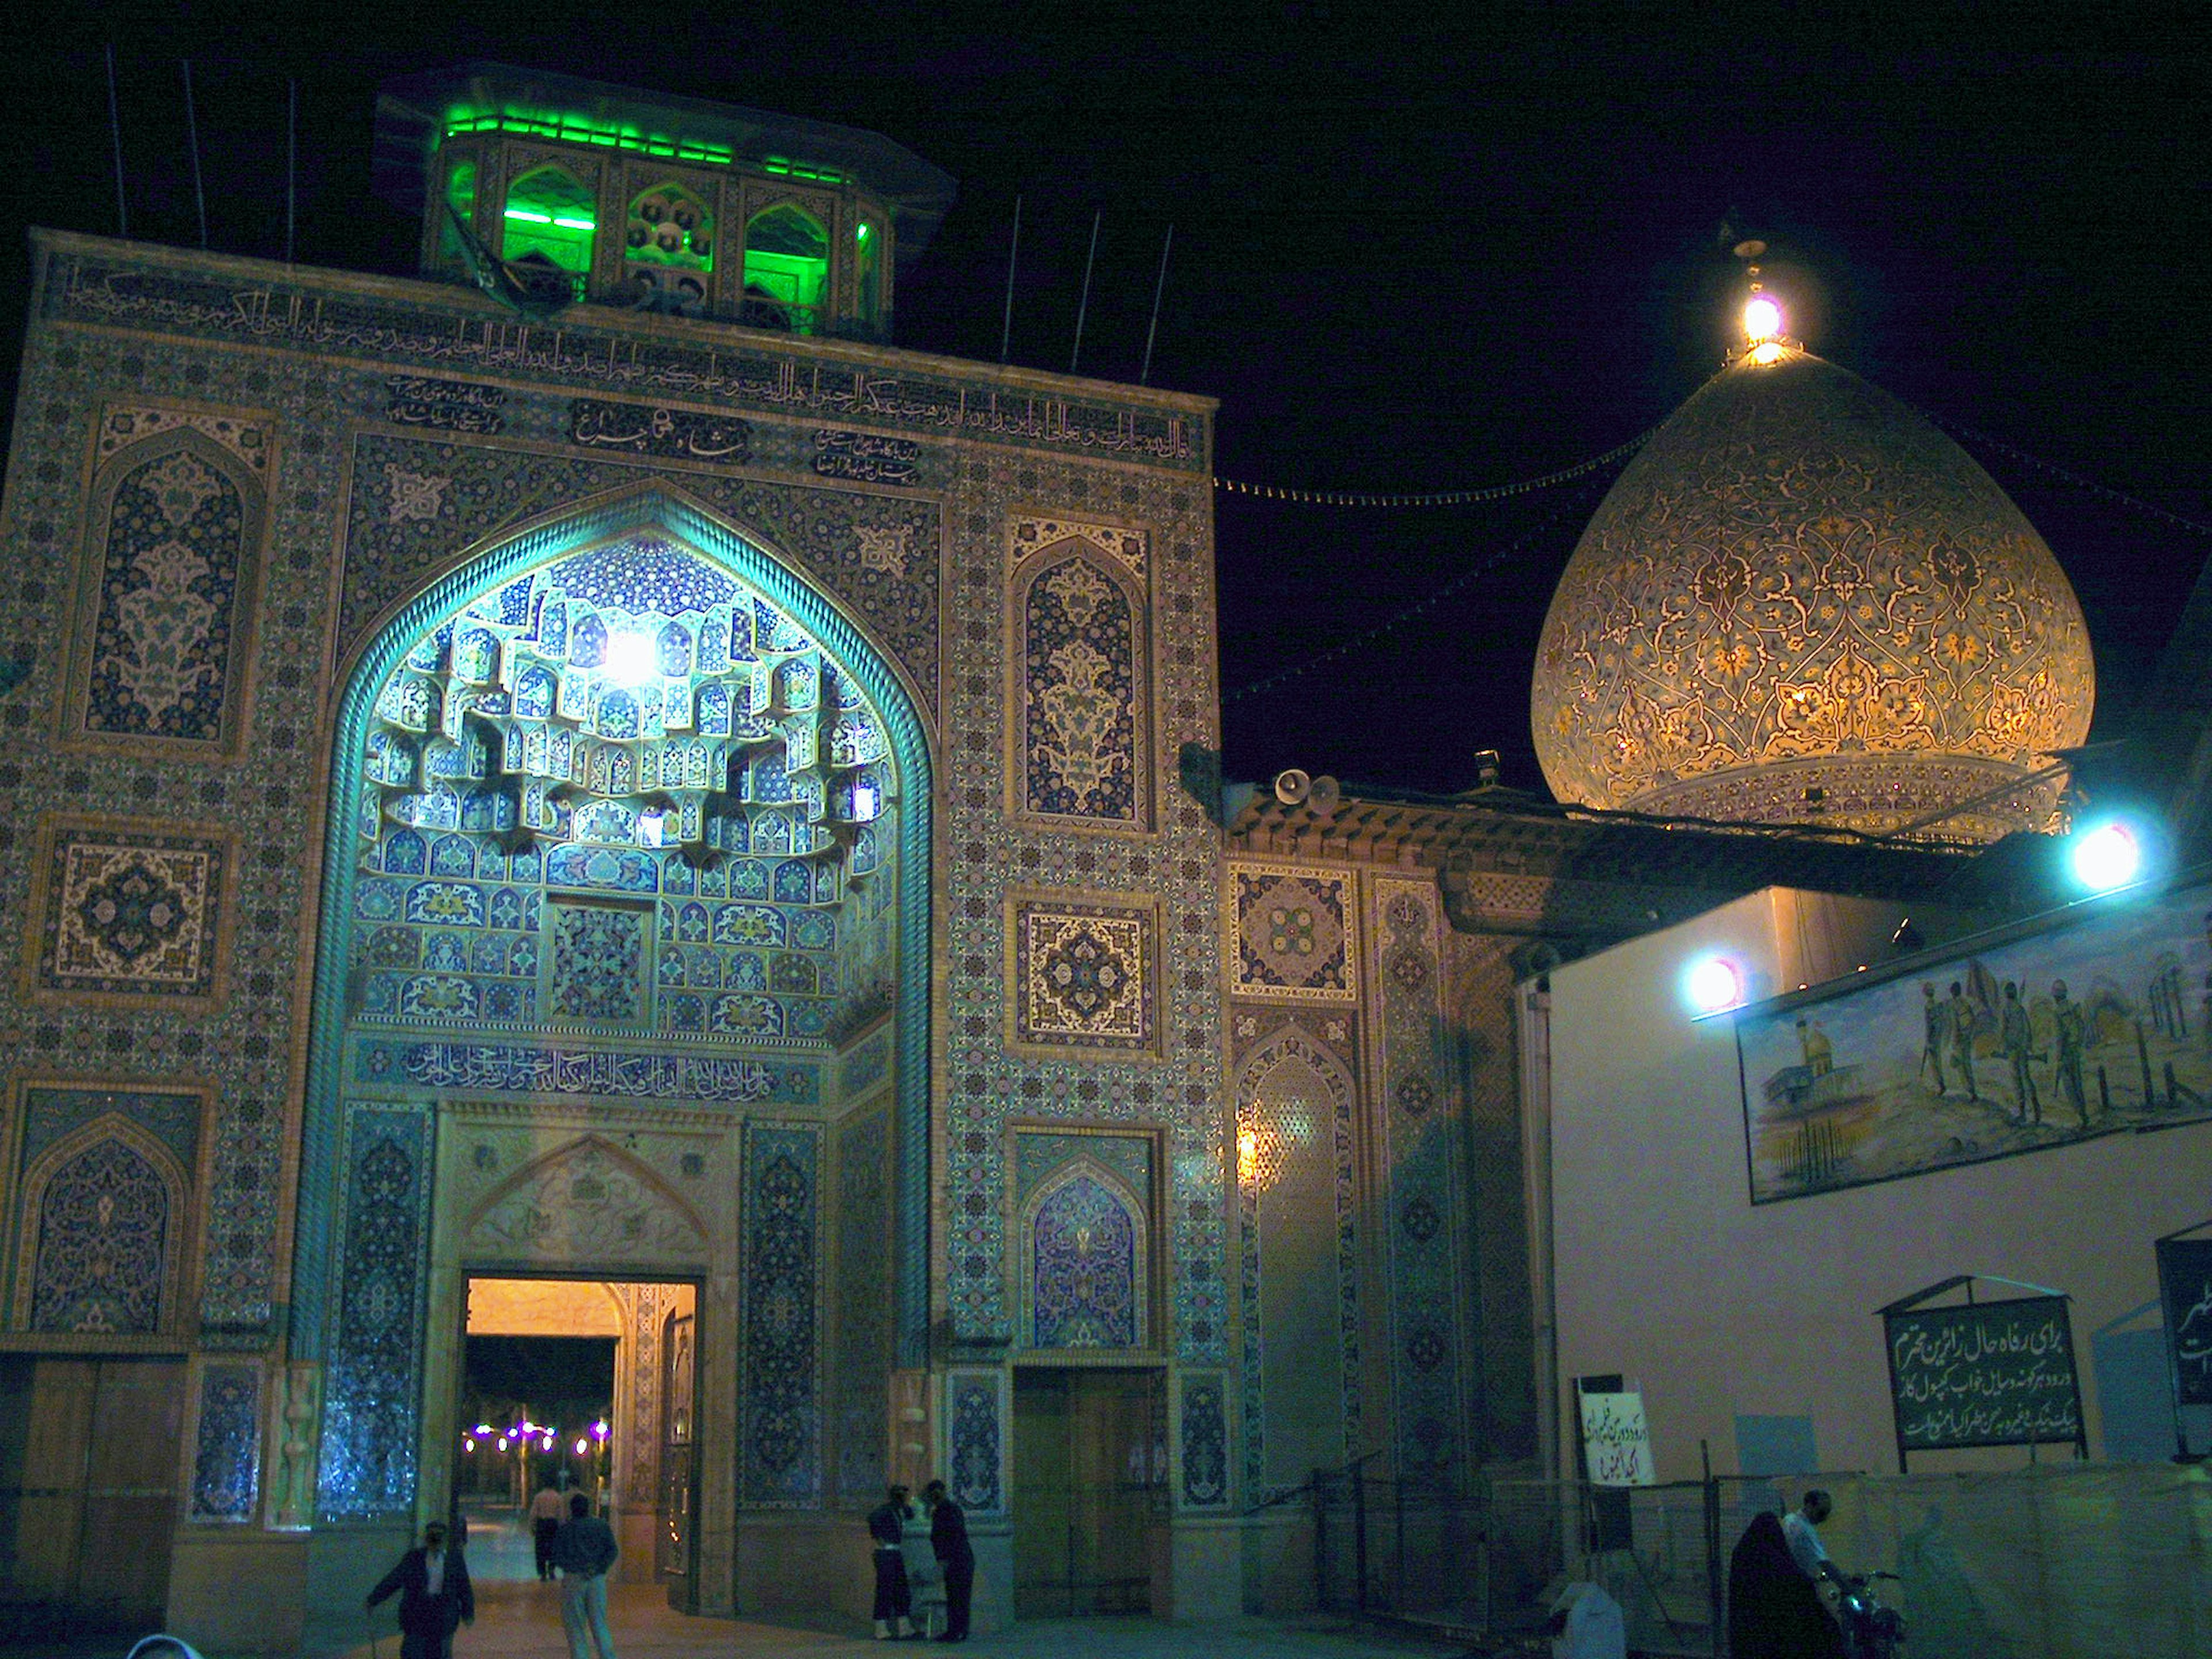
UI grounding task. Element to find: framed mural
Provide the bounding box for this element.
[1737,880,2212,1203]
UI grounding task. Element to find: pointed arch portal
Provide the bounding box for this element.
[293,488,932,1523]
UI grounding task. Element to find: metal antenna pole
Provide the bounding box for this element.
[286,78,297,264]
[1070,208,1101,375]
[998,195,1021,363]
[1140,223,1173,385]
[181,60,208,249]
[104,46,128,237]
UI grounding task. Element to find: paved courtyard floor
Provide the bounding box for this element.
[326,1582,1475,1659]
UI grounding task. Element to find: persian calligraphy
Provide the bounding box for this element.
[813,427,921,485]
[385,376,506,433]
[52,260,1200,464]
[570,399,753,461]
[1885,1298,2082,1449]
[2157,1237,2212,1406]
[353,1037,815,1104]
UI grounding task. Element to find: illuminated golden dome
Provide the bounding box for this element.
[1532,346,2093,840]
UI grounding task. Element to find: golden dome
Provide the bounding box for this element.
[1531,346,2093,840]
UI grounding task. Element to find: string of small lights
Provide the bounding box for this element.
[1223,470,1619,703]
[1214,428,1654,507]
[1934,417,2212,542]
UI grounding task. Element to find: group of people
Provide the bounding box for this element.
[363,1475,976,1658]
[364,1488,619,1659]
[867,1479,975,1642]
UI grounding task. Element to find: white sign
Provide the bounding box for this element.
[1578,1390,1654,1486]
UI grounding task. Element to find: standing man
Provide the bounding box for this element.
[868,1483,918,1639]
[530,1478,569,1581]
[1919,982,1946,1094]
[365,1518,475,1659]
[2052,979,2089,1125]
[1945,982,1980,1101]
[551,1490,619,1659]
[2000,981,2041,1124]
[1782,1490,1845,1593]
[923,1478,975,1643]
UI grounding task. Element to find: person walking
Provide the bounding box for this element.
[551,1491,619,1659]
[530,1480,569,1582]
[868,1483,918,1639]
[365,1519,475,1659]
[923,1479,974,1643]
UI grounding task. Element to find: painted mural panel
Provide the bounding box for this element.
[25,817,232,1009]
[69,414,267,751]
[1014,529,1147,829]
[190,1362,263,1521]
[1737,882,2212,1203]
[317,1102,433,1520]
[741,1120,820,1507]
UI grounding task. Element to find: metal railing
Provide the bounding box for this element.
[1288,1461,2210,1659]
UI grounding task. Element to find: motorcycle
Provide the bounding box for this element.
[1836,1570,1906,1659]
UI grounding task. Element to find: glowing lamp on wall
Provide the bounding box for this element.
[1683,953,1747,1017]
[575,1438,590,1456]
[2070,819,2143,893]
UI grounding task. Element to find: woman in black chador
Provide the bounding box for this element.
[1726,1509,1844,1659]
[868,1483,917,1639]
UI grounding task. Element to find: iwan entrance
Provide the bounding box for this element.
[457,1278,698,1607]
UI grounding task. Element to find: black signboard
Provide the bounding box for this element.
[1881,1286,2085,1470]
[2156,1236,2212,1407]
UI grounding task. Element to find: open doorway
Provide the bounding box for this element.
[1011,1368,1168,1616]
[458,1277,697,1608]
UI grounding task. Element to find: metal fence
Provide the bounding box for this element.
[1291,1460,2211,1659]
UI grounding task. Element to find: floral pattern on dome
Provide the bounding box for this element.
[1532,349,2093,837]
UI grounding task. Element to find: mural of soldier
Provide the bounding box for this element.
[2052,979,2089,1126]
[1921,982,1946,1093]
[1796,1016,1834,1077]
[2001,980,2041,1124]
[1945,980,1980,1101]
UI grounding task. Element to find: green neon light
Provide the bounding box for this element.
[503,209,552,224]
[442,112,786,176]
[856,222,871,242]
[552,215,597,230]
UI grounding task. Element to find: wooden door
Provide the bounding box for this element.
[1067,1371,1160,1614]
[0,1356,183,1634]
[657,1308,697,1609]
[1012,1370,1073,1617]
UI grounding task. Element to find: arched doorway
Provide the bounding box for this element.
[289,486,932,1618]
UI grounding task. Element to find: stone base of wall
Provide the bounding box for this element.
[1240,1506,1317,1614]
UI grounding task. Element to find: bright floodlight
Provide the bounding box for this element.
[1685,955,1744,1016]
[1744,294,1783,343]
[604,630,659,685]
[2071,820,2142,892]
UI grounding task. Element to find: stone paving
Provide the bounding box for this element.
[328,1582,1472,1659]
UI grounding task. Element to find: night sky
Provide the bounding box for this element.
[4,5,2205,797]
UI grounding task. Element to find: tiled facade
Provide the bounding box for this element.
[0,97,1570,1641]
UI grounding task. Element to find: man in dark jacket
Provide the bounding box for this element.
[868,1483,916,1639]
[922,1479,974,1642]
[551,1491,620,1659]
[365,1519,475,1659]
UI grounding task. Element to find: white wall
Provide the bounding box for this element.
[1537,887,2212,1481]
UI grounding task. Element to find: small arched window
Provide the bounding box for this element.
[741,204,829,334]
[501,165,596,290]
